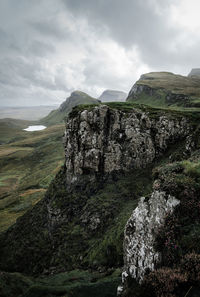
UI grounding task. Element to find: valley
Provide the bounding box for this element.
[1,74,200,297]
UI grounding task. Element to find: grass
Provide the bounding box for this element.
[0,122,65,232]
[41,91,99,125]
[136,72,200,97]
[0,269,121,297]
[126,72,200,111]
[182,160,200,178]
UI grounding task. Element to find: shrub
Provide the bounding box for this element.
[182,160,200,178]
[180,253,200,282]
[143,268,187,297]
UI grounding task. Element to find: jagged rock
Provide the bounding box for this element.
[118,191,180,295]
[63,105,190,185]
[128,84,159,99]
[165,92,190,106]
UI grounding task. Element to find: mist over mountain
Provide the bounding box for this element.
[99,90,127,102]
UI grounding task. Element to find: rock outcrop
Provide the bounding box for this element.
[118,191,180,295]
[0,104,193,277]
[128,84,159,99]
[63,105,190,185]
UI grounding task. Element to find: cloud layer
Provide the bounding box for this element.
[0,0,199,106]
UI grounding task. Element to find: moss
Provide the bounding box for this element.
[182,160,200,178]
[154,153,200,269]
[0,270,120,297]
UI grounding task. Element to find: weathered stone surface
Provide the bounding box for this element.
[165,92,190,106]
[128,83,159,99]
[118,191,180,295]
[63,105,190,185]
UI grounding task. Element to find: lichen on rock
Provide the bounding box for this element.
[119,191,180,295]
[63,105,190,186]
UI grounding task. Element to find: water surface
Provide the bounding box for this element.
[23,125,46,132]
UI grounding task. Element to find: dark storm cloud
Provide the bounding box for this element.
[0,0,199,106]
[62,0,179,67]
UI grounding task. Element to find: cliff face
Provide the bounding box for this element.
[126,72,200,108]
[63,105,190,186]
[0,104,192,276]
[118,191,180,295]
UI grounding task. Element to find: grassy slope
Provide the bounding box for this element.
[0,269,120,297]
[0,118,36,144]
[127,71,200,109]
[41,91,100,126]
[0,123,65,232]
[137,72,200,96]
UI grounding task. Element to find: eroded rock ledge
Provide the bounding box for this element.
[63,105,190,185]
[118,191,180,296]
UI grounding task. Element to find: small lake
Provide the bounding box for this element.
[23,125,46,132]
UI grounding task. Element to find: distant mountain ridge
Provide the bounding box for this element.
[41,90,100,125]
[99,89,127,102]
[188,68,200,77]
[0,105,58,121]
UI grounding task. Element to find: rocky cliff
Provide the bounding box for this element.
[127,72,200,108]
[118,191,180,296]
[63,105,190,186]
[0,104,192,276]
[1,102,200,297]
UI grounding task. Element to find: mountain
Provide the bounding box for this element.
[188,68,200,77]
[1,99,200,296]
[41,91,100,125]
[127,71,200,108]
[99,90,127,102]
[1,74,200,297]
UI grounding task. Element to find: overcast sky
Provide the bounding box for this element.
[0,0,199,106]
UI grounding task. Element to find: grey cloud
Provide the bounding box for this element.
[0,0,199,106]
[31,20,67,40]
[62,0,189,69]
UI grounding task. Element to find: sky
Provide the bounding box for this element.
[0,0,200,106]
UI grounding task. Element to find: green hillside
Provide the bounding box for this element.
[41,91,100,125]
[0,118,35,144]
[127,71,200,109]
[0,122,65,232]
